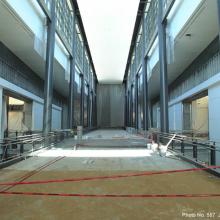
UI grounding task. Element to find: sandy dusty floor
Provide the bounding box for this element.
[0,162,220,220]
[0,130,220,220]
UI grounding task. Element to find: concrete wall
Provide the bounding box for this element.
[169,102,183,131]
[152,102,160,129]
[32,101,62,131]
[24,102,32,130]
[61,102,68,129]
[32,101,44,131]
[97,84,125,128]
[192,97,208,133]
[52,108,62,130]
[208,83,220,165]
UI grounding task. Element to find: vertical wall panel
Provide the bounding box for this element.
[97,84,125,128]
[208,83,220,165]
[32,101,44,131]
[52,108,61,130]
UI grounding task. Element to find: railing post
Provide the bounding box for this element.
[210,142,216,165]
[32,140,35,152]
[193,140,198,161]
[181,138,184,155]
[2,141,8,161]
[20,143,24,155]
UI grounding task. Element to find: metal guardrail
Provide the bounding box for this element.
[150,131,220,166]
[0,130,72,165]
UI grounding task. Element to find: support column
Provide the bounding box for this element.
[90,90,94,128]
[142,14,149,131]
[68,10,76,129]
[0,86,3,139]
[135,76,139,130]
[130,86,133,127]
[80,74,84,126]
[94,93,98,127]
[87,85,90,128]
[217,0,220,45]
[158,0,169,133]
[125,92,127,128]
[43,1,56,135]
[127,90,130,127]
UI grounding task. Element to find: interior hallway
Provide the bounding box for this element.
[0,129,220,220]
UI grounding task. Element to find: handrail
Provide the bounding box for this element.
[148,131,220,166]
[0,130,72,164]
[155,131,219,146]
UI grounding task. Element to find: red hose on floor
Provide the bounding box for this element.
[0,165,219,186]
[0,156,65,192]
[1,191,220,198]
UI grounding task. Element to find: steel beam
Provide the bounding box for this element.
[158,0,169,133]
[43,0,56,135]
[162,0,176,23]
[68,11,76,129]
[37,0,51,21]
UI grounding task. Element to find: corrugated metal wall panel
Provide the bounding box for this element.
[97,84,125,128]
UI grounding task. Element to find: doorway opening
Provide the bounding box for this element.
[3,92,32,138]
[183,91,208,139]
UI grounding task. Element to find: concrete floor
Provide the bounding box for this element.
[0,129,220,220]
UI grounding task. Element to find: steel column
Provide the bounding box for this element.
[158,0,169,133]
[143,57,149,131]
[127,90,130,127]
[125,90,127,128]
[87,85,90,128]
[43,0,56,135]
[142,14,149,131]
[90,91,94,128]
[0,87,3,139]
[68,10,76,129]
[217,0,220,45]
[130,86,134,127]
[135,75,139,130]
[93,93,97,127]
[80,74,84,126]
